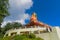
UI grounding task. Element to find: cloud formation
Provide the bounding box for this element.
[1,0,33,27]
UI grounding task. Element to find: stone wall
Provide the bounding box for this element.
[36,27,60,40]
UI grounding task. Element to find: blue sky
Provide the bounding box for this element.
[1,0,60,27]
[26,0,60,26]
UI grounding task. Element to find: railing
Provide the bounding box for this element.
[4,26,51,37]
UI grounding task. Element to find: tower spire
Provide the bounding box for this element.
[30,12,37,22]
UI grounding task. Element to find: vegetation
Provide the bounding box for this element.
[4,22,22,32]
[0,33,44,40]
[0,0,9,26]
[0,0,9,38]
[0,22,22,37]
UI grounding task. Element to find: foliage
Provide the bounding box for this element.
[3,36,11,40]
[0,33,44,40]
[0,0,9,38]
[0,33,4,38]
[12,22,22,28]
[0,0,9,26]
[12,33,44,40]
[4,22,22,30]
[28,33,36,38]
[0,0,9,37]
[0,22,22,37]
[0,38,3,40]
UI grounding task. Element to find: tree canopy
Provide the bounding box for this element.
[2,22,22,34]
[0,0,9,37]
[0,22,22,37]
[0,0,9,26]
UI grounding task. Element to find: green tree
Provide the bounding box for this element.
[12,22,22,28]
[2,22,22,34]
[4,22,22,29]
[0,22,22,37]
[0,0,9,26]
[0,0,9,37]
[2,23,13,34]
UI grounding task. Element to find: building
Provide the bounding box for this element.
[4,12,60,40]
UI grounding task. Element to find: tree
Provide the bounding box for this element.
[2,22,22,34]
[0,0,9,37]
[0,0,9,26]
[12,22,22,28]
[4,22,22,29]
[2,23,13,34]
[0,22,22,37]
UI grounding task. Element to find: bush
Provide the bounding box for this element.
[1,33,44,40]
[13,35,27,40]
[29,33,36,38]
[13,33,44,40]
[3,36,11,40]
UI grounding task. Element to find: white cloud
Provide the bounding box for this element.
[1,0,33,27]
[1,21,12,28]
[9,0,33,9]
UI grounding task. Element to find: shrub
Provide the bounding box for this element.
[2,33,44,40]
